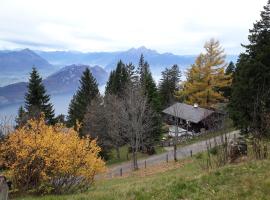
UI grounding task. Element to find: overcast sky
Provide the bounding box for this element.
[0,0,267,55]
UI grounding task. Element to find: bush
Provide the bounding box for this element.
[0,117,105,194]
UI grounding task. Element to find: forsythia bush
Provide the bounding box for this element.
[0,117,105,194]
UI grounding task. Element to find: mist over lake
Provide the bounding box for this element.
[0,85,106,120]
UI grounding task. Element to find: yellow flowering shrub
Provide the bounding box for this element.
[0,117,105,194]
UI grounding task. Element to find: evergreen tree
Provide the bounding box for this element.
[15,106,27,128]
[24,68,55,124]
[105,60,129,97]
[137,56,162,148]
[222,61,236,98]
[176,39,231,108]
[126,62,138,84]
[226,61,236,75]
[229,1,270,135]
[159,64,181,108]
[67,68,99,129]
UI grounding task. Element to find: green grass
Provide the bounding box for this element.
[15,156,270,200]
[106,145,167,166]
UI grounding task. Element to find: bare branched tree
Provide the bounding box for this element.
[120,85,156,170]
[0,116,14,139]
[82,97,112,159]
[170,103,186,162]
[104,94,125,159]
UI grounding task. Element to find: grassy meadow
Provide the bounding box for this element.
[14,153,270,200]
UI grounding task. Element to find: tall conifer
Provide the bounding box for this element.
[24,68,55,124]
[67,68,99,129]
[229,1,270,134]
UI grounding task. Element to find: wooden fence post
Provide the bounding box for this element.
[120,168,122,176]
[144,160,147,169]
[166,154,169,163]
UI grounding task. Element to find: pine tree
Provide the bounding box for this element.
[67,68,99,129]
[105,60,129,97]
[24,68,55,124]
[159,64,181,108]
[126,62,138,84]
[15,106,27,128]
[226,61,236,75]
[229,1,270,135]
[221,61,236,98]
[137,56,162,149]
[176,39,231,108]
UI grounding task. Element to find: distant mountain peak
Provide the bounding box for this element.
[127,46,158,55]
[20,48,36,54]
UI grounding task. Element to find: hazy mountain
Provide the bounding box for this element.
[105,46,197,74]
[0,65,108,106]
[0,49,57,86]
[36,46,238,76]
[44,64,108,94]
[36,50,119,67]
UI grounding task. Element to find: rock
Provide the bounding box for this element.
[229,137,247,162]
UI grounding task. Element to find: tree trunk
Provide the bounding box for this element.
[132,149,138,170]
[173,144,177,162]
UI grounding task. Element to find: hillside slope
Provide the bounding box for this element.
[17,158,270,200]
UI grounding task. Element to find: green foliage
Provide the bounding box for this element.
[67,68,99,130]
[138,55,162,147]
[105,60,129,96]
[221,61,236,98]
[19,68,55,125]
[15,106,27,128]
[229,1,270,135]
[158,64,181,108]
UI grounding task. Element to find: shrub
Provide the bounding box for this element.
[0,117,105,194]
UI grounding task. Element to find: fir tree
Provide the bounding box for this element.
[105,60,129,97]
[159,64,181,108]
[221,61,236,98]
[137,56,162,148]
[126,62,138,84]
[67,68,99,129]
[229,1,270,135]
[226,61,236,75]
[24,68,55,124]
[15,106,27,128]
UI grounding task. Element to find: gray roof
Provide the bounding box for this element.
[162,103,214,123]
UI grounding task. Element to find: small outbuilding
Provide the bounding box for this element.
[162,103,225,133]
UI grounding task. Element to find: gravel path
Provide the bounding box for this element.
[104,130,239,178]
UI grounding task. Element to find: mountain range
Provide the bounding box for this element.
[0,46,238,115]
[0,49,57,86]
[0,64,108,106]
[37,46,230,74]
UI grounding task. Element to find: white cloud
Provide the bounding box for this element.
[0,0,266,54]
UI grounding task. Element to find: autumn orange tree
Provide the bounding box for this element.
[0,116,105,194]
[176,39,231,108]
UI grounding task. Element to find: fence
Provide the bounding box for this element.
[103,131,238,179]
[106,147,195,178]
